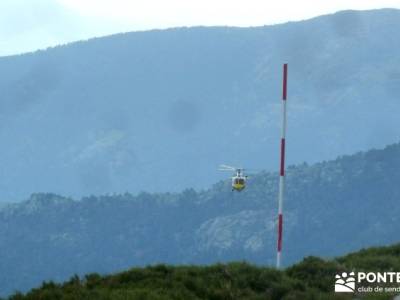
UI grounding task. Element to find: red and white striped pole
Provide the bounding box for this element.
[277,63,288,269]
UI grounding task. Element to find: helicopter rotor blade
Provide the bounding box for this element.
[219,164,236,169]
[218,164,237,171]
[242,168,263,172]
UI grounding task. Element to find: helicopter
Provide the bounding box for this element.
[218,164,249,191]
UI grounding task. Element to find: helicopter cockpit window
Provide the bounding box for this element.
[235,178,244,184]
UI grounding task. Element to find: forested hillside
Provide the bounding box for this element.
[0,141,399,296]
[0,9,399,200]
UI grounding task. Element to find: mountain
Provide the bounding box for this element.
[8,243,400,299]
[0,9,400,201]
[0,141,399,296]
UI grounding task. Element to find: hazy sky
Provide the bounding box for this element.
[1,0,400,56]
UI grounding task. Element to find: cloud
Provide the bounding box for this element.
[0,0,84,55]
[0,0,117,56]
[1,0,400,56]
[56,0,400,28]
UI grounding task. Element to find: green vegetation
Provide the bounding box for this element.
[8,244,400,300]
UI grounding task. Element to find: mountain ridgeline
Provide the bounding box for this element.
[0,141,399,296]
[0,9,399,200]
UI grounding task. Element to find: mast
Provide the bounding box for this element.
[276,63,288,269]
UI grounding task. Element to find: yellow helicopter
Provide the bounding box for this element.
[218,164,249,191]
